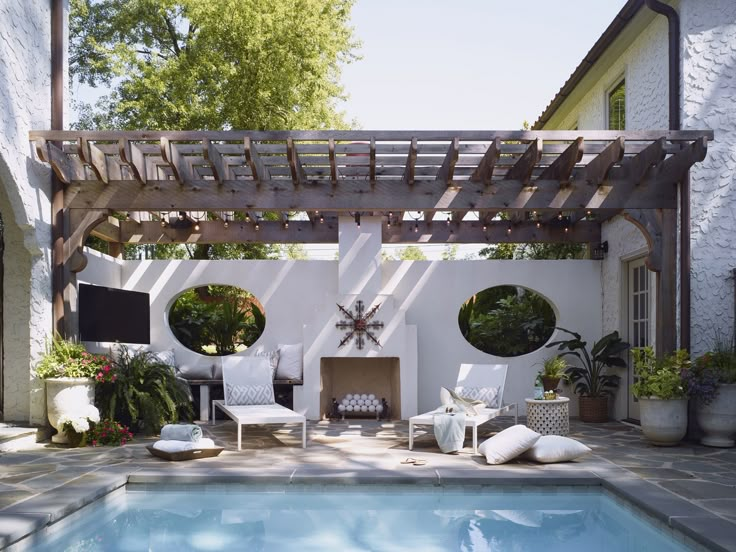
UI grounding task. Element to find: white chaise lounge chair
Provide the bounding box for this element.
[409,363,518,454]
[212,356,306,450]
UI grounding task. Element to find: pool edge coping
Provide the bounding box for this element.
[1,469,734,552]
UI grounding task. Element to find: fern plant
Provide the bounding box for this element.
[95,345,193,435]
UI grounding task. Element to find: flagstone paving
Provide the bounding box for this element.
[0,418,735,550]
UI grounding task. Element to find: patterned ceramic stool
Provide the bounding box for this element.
[525,397,570,436]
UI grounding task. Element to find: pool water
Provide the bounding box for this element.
[24,485,694,551]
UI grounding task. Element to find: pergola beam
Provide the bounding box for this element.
[107,219,600,245]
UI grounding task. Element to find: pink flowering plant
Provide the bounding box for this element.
[88,418,133,447]
[35,334,113,379]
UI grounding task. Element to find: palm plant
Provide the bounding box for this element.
[546,328,629,397]
[95,345,192,435]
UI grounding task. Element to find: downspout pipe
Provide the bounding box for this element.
[51,0,65,335]
[644,0,689,351]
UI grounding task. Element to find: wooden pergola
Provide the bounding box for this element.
[30,129,712,353]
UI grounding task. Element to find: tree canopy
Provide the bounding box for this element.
[71,0,359,131]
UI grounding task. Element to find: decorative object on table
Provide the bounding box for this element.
[35,334,112,444]
[335,392,386,420]
[477,424,541,465]
[519,435,592,463]
[57,405,100,447]
[684,332,736,447]
[546,328,629,423]
[525,397,570,436]
[632,347,690,446]
[543,390,557,400]
[538,355,569,391]
[336,300,383,349]
[533,374,544,400]
[96,345,193,436]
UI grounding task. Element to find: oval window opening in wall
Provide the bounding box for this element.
[458,285,556,357]
[168,285,265,356]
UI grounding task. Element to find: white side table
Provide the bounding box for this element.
[525,397,570,436]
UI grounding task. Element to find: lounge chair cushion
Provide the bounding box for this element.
[478,424,540,465]
[252,348,280,379]
[455,386,500,408]
[226,383,275,405]
[520,435,592,463]
[276,343,303,380]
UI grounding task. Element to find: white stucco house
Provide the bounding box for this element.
[0,0,728,427]
[533,0,736,421]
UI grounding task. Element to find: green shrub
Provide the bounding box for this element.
[631,347,690,400]
[95,345,193,435]
[35,334,112,379]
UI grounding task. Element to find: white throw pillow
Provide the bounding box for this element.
[520,435,592,463]
[152,348,177,369]
[478,425,541,465]
[253,349,280,379]
[276,343,303,380]
[222,356,275,405]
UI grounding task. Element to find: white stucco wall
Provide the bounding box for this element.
[0,2,64,422]
[681,0,736,356]
[80,252,603,420]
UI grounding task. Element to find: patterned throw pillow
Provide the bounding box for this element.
[253,349,280,380]
[456,386,500,409]
[225,383,275,406]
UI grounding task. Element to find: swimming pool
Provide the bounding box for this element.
[19,485,696,551]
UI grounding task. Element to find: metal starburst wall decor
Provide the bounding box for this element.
[336,300,384,349]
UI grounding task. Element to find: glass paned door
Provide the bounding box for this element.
[627,257,651,420]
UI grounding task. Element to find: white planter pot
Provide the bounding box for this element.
[638,397,688,446]
[45,377,95,444]
[696,383,736,448]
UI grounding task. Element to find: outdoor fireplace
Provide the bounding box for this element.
[320,357,400,420]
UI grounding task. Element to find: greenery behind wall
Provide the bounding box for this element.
[459,286,556,357]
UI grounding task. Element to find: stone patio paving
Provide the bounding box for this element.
[0,418,735,550]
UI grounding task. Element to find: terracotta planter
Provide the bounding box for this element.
[696,383,736,448]
[639,397,688,446]
[541,376,561,392]
[45,377,95,444]
[578,396,608,423]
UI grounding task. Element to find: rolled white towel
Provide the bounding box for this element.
[360,394,368,400]
[153,438,216,453]
[341,398,349,406]
[368,393,375,401]
[160,424,202,442]
[346,394,353,400]
[338,404,346,412]
[346,405,354,412]
[368,405,376,412]
[360,405,368,412]
[357,399,365,406]
[376,405,384,413]
[372,399,380,406]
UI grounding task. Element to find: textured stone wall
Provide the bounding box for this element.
[681,0,736,356]
[0,2,61,422]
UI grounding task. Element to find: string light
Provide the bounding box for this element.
[355,212,361,228]
[414,221,419,233]
[482,223,487,232]
[223,214,229,229]
[319,214,324,224]
[507,225,512,235]
[245,213,251,222]
[446,216,451,226]
[255,218,260,231]
[284,220,289,229]
[178,211,186,221]
[160,212,167,227]
[557,211,563,220]
[536,221,541,229]
[125,213,131,221]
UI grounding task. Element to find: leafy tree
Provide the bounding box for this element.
[441,244,458,260]
[280,243,309,260]
[478,243,587,260]
[70,0,359,131]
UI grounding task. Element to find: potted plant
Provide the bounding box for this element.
[631,347,690,446]
[538,355,569,392]
[56,405,100,447]
[96,345,193,435]
[546,328,629,423]
[35,334,112,444]
[684,333,736,447]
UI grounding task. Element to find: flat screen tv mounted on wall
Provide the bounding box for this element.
[79,283,151,344]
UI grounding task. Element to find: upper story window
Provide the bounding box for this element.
[608,79,626,130]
